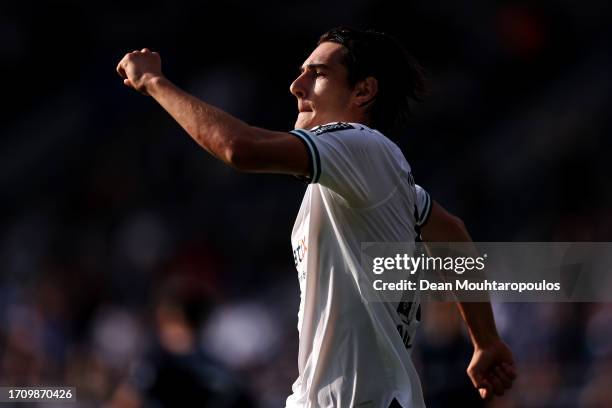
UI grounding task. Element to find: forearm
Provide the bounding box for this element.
[455,302,500,347]
[422,204,500,348]
[428,239,500,347]
[145,75,252,165]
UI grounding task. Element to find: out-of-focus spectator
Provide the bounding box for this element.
[108,276,255,408]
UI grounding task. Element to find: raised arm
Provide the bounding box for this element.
[116,49,309,175]
[420,200,517,400]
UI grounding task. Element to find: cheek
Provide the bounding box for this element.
[314,83,340,108]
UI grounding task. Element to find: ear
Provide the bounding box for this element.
[353,76,378,108]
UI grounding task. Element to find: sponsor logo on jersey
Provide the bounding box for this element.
[293,236,308,267]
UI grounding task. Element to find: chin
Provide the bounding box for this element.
[295,113,316,130]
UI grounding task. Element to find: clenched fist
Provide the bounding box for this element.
[116,48,163,95]
[467,338,517,400]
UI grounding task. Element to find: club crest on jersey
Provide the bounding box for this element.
[312,122,354,135]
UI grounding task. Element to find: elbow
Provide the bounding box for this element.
[449,214,473,242]
[224,138,253,172]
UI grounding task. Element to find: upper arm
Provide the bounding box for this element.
[420,200,472,242]
[230,127,311,177]
[233,124,400,207]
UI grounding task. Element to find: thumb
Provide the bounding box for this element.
[470,371,493,400]
[478,380,493,400]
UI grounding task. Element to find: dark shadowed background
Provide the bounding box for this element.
[1,1,611,407]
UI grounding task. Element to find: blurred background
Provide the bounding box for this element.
[1,0,611,406]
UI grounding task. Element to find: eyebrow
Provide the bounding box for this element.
[299,63,330,73]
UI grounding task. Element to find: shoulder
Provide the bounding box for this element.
[310,122,383,138]
[308,122,396,148]
[290,121,406,166]
[310,122,356,136]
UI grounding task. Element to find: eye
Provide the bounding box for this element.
[313,71,325,78]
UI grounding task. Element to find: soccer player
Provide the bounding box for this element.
[116,27,516,408]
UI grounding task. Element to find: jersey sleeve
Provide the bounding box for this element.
[415,184,432,227]
[289,125,405,207]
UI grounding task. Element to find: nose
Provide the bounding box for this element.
[290,72,307,99]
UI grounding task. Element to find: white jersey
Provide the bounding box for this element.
[287,123,432,408]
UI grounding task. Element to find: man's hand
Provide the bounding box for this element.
[116,48,163,95]
[467,338,517,400]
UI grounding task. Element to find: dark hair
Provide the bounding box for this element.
[318,27,427,135]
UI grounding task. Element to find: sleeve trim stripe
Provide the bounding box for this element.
[290,129,321,183]
[418,192,432,226]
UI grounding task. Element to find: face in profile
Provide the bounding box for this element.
[290,42,356,130]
